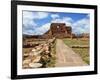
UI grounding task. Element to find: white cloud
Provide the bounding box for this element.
[51,14,59,19]
[23,11,49,20]
[37,12,49,19]
[23,11,49,35]
[51,17,73,26]
[23,11,37,28]
[23,19,37,27]
[23,11,90,35]
[23,11,49,27]
[23,23,51,35]
[51,15,90,34]
[34,23,50,35]
[63,17,73,23]
[23,11,33,20]
[72,16,90,34]
[23,29,35,35]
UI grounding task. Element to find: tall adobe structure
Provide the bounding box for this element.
[43,23,72,38]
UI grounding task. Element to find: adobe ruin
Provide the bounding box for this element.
[43,23,72,38]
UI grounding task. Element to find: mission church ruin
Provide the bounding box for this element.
[42,23,72,38]
[23,23,89,39]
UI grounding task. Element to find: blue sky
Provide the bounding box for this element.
[22,11,90,35]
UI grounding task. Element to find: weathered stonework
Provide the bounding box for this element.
[43,23,72,38]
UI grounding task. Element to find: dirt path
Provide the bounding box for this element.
[55,39,87,67]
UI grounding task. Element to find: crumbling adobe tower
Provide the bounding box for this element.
[43,23,72,38]
[50,23,72,38]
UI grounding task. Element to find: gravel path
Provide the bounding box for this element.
[55,39,87,67]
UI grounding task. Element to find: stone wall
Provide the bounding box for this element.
[22,38,56,68]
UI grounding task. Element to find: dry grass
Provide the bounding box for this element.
[73,48,89,64]
[63,38,90,64]
[63,38,89,47]
[46,41,56,67]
